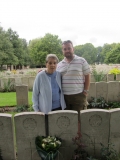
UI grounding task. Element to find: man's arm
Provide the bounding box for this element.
[83,74,90,95]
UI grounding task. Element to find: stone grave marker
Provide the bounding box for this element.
[96,82,108,101]
[28,77,35,90]
[14,112,45,160]
[109,108,120,153]
[116,74,120,81]
[16,85,28,106]
[0,78,8,89]
[48,110,78,160]
[87,82,96,102]
[22,77,29,86]
[107,74,114,81]
[102,74,107,81]
[107,81,120,102]
[80,109,110,158]
[0,113,16,160]
[15,77,22,85]
[90,75,95,82]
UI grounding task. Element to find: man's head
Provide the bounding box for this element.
[62,40,74,60]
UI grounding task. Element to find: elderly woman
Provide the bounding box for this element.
[32,54,66,114]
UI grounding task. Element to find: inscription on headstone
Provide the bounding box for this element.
[89,115,102,127]
[14,112,45,160]
[57,116,70,129]
[48,110,78,160]
[80,109,110,158]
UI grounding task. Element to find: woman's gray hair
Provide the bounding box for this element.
[46,54,59,63]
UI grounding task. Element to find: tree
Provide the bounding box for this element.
[0,27,18,69]
[20,38,30,66]
[101,43,117,63]
[29,33,63,66]
[6,28,29,68]
[96,46,103,64]
[104,44,120,64]
[74,43,97,64]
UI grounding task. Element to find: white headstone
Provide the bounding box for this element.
[87,82,96,102]
[107,74,114,81]
[16,85,28,106]
[108,81,120,102]
[109,109,120,153]
[80,109,110,158]
[0,113,16,160]
[48,110,78,160]
[96,82,108,101]
[14,112,45,160]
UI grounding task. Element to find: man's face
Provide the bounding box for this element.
[62,42,74,59]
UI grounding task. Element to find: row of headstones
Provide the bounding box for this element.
[0,74,120,90]
[91,74,120,82]
[15,81,120,107]
[88,81,120,102]
[0,77,35,91]
[0,109,120,160]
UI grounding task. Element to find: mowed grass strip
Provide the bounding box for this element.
[0,91,33,107]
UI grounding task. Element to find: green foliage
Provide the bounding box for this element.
[88,97,109,109]
[7,28,30,66]
[88,96,120,109]
[101,43,117,64]
[14,105,29,112]
[109,68,120,74]
[0,26,30,67]
[104,44,120,64]
[74,43,97,64]
[26,70,37,76]
[2,79,15,92]
[108,68,120,80]
[100,143,118,160]
[91,65,106,82]
[108,101,120,109]
[71,134,120,160]
[29,33,63,66]
[0,92,33,107]
[35,136,62,153]
[0,26,17,67]
[27,105,34,111]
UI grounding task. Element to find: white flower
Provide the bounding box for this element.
[42,143,45,148]
[56,141,61,145]
[54,143,56,147]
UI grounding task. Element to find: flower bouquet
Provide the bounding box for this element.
[35,136,62,160]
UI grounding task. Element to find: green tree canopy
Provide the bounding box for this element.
[0,27,18,68]
[29,33,63,66]
[74,43,97,64]
[101,43,117,63]
[104,43,120,64]
[6,28,29,66]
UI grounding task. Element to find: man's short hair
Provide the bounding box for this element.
[62,40,73,46]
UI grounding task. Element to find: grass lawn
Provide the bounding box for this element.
[0,91,33,107]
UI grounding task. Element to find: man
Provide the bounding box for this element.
[57,40,90,112]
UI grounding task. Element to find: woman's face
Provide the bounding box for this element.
[46,58,57,74]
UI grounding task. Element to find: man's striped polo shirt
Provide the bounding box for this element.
[57,55,90,95]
